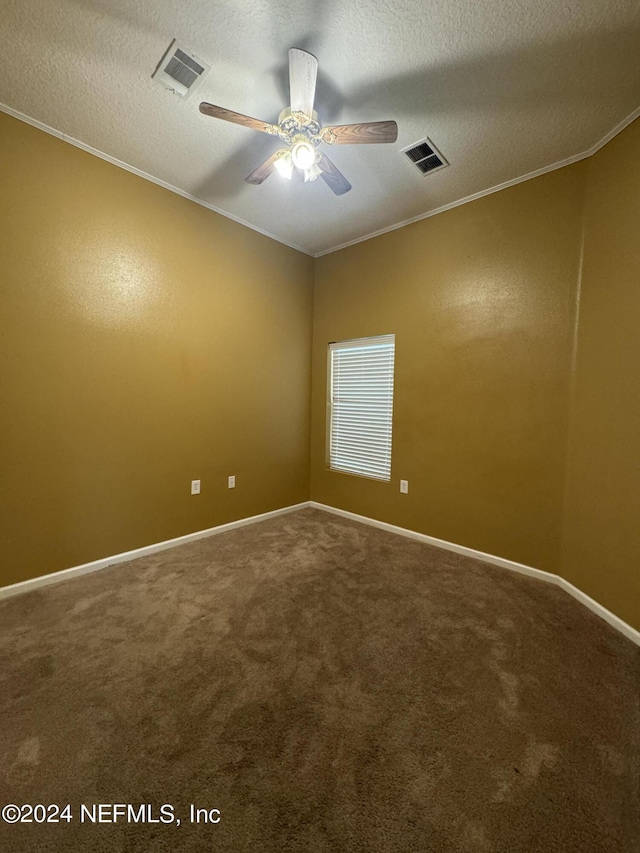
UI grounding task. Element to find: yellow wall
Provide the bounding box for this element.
[311,165,586,573]
[0,112,313,587]
[2,105,638,632]
[561,119,640,629]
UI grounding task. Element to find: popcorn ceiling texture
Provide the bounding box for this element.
[0,509,638,851]
[1,0,639,254]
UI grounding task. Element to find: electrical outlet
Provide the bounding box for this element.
[400,479,409,494]
[191,479,201,495]
[228,475,235,489]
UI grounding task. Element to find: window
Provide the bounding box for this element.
[328,335,395,480]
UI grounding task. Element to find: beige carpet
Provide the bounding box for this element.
[0,508,638,852]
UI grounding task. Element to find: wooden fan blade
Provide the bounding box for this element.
[199,103,279,135]
[289,48,318,117]
[317,153,352,195]
[245,151,283,185]
[322,120,398,144]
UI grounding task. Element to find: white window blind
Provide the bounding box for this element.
[328,335,395,480]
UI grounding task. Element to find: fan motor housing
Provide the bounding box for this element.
[278,107,321,142]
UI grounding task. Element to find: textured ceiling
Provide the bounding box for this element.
[2,0,640,255]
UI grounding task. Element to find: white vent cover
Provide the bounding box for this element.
[402,138,449,176]
[152,40,210,99]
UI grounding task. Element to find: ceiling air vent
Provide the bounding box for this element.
[152,39,210,99]
[402,138,448,176]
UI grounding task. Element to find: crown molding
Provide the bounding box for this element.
[1,100,638,259]
[0,102,312,257]
[314,105,640,257]
[587,104,640,155]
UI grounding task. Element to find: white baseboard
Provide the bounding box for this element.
[556,579,640,647]
[3,499,638,647]
[310,502,640,647]
[0,502,311,602]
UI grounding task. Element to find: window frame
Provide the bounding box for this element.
[326,334,396,482]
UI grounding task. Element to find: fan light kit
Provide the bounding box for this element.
[274,151,294,180]
[199,48,398,195]
[290,136,316,169]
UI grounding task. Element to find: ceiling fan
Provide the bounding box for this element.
[199,48,398,195]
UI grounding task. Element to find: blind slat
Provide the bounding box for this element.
[329,334,395,481]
